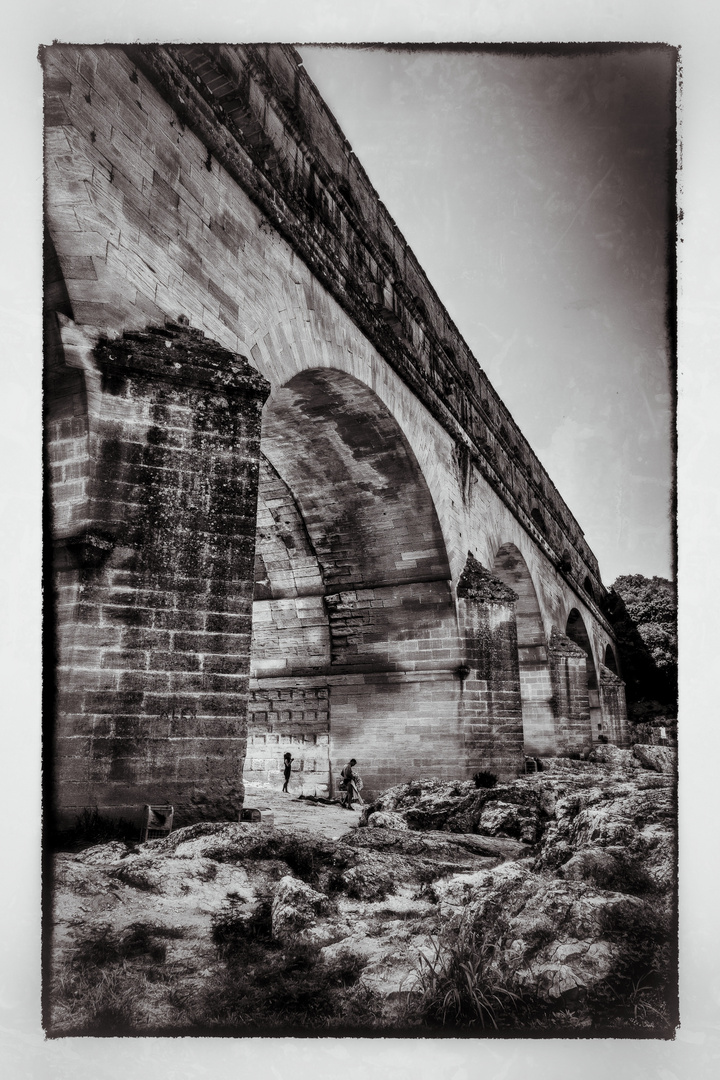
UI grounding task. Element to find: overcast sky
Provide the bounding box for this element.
[299,45,676,586]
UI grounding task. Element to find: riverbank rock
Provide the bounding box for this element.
[48,759,677,1035]
[632,744,677,774]
[271,875,333,938]
[438,859,662,1005]
[368,811,408,830]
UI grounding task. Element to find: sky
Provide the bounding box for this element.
[299,45,676,585]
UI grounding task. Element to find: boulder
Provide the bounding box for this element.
[449,861,656,1006]
[633,744,677,774]
[338,852,398,901]
[589,744,639,772]
[368,811,409,831]
[477,800,541,843]
[534,779,676,894]
[342,825,526,864]
[270,874,332,939]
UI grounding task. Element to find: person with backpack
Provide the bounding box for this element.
[339,758,363,809]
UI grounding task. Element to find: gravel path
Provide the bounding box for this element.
[243,788,363,839]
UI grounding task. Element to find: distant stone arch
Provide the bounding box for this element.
[565,607,603,739]
[492,543,557,756]
[565,608,597,689]
[604,643,619,675]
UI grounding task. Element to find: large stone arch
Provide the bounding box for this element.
[245,368,463,800]
[243,308,467,587]
[491,543,556,756]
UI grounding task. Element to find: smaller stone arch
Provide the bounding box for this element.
[604,643,619,675]
[492,542,557,756]
[565,608,598,689]
[565,607,603,741]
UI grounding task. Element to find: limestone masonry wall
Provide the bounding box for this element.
[43,44,628,820]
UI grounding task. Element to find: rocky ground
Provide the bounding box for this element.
[45,745,678,1037]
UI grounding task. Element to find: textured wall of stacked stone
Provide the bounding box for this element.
[245,686,330,796]
[43,43,629,818]
[548,630,595,754]
[598,663,630,747]
[48,322,269,828]
[455,555,525,777]
[329,672,465,794]
[119,42,607,607]
[491,542,556,756]
[248,366,467,797]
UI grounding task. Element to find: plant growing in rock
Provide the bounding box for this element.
[211,895,274,955]
[412,931,523,1029]
[197,926,374,1030]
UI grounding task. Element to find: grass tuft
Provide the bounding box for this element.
[412,931,523,1029]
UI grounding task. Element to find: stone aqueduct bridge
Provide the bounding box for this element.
[44,44,628,828]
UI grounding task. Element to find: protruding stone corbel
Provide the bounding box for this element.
[456,551,518,604]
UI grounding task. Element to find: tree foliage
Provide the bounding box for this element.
[607,575,677,720]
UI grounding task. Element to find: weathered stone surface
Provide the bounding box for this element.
[588,744,639,771]
[441,860,656,1005]
[271,875,333,939]
[368,810,409,830]
[362,776,549,843]
[477,799,541,844]
[341,826,518,867]
[534,777,676,895]
[632,744,677,774]
[48,762,676,1034]
[44,42,627,825]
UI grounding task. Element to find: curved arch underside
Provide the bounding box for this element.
[248,368,462,798]
[566,608,598,691]
[492,543,557,757]
[260,368,451,590]
[604,643,619,675]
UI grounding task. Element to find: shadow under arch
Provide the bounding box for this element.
[248,367,460,800]
[492,542,558,756]
[566,607,603,739]
[565,608,598,690]
[604,643,619,675]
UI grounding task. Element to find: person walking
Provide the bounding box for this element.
[340,758,363,809]
[282,751,293,793]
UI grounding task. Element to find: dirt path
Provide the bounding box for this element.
[243,789,363,839]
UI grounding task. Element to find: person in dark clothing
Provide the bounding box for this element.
[340,758,362,808]
[282,751,293,793]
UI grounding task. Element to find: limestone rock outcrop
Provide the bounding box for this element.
[271,875,333,939]
[49,753,677,1034]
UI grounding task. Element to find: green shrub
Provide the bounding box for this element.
[47,921,186,1036]
[194,931,372,1030]
[211,895,274,955]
